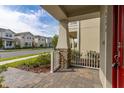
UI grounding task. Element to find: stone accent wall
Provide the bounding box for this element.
[58,49,71,69]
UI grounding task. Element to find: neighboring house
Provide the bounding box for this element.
[0,28,15,49]
[15,32,34,48]
[46,37,52,48]
[34,35,46,47]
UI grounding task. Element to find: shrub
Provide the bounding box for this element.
[4,52,51,69]
[36,53,51,65]
[0,76,4,88]
[15,45,21,49]
[0,65,7,73]
[7,52,50,68]
[0,65,7,88]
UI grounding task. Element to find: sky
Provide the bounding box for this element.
[0,5,59,37]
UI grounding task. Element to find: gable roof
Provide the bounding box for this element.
[0,28,15,34]
[35,35,46,38]
[15,32,34,36]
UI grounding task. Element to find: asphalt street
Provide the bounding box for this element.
[0,49,53,58]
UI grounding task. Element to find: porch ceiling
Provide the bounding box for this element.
[41,5,100,21]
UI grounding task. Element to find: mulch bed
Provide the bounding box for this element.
[17,65,50,73]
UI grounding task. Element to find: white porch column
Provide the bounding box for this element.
[56,20,71,69]
[4,40,6,49]
[50,50,54,73]
[71,38,75,50]
[77,21,80,52]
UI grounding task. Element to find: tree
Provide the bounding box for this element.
[0,38,3,48]
[52,35,58,49]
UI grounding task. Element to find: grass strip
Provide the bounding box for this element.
[4,53,50,68]
[4,57,37,68]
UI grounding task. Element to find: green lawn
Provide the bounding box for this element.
[0,53,43,62]
[4,57,38,68]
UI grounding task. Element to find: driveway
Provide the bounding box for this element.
[0,49,53,58]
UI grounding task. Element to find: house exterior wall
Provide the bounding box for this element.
[99,6,106,88]
[0,29,15,49]
[80,18,100,53]
[15,33,34,48]
[0,30,15,40]
[106,6,113,88]
[99,6,112,88]
[46,37,52,47]
[34,36,46,47]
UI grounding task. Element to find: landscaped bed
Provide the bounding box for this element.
[3,52,51,73]
[18,65,50,73]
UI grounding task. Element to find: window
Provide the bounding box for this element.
[6,41,12,46]
[6,33,12,37]
[9,34,12,37]
[25,42,28,47]
[6,33,8,37]
[29,43,31,46]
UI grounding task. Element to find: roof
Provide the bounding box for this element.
[46,37,52,39]
[0,28,15,34]
[15,32,34,36]
[1,37,14,41]
[35,35,46,38]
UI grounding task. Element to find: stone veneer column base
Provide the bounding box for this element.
[58,48,71,69]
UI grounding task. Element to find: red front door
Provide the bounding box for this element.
[113,5,124,88]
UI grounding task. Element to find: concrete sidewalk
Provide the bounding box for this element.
[0,55,39,65]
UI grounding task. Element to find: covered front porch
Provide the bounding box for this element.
[2,38,15,49]
[0,5,112,88]
[42,5,113,88]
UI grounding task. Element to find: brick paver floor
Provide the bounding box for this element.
[0,67,102,88]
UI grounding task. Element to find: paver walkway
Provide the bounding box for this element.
[0,67,103,88]
[0,55,39,65]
